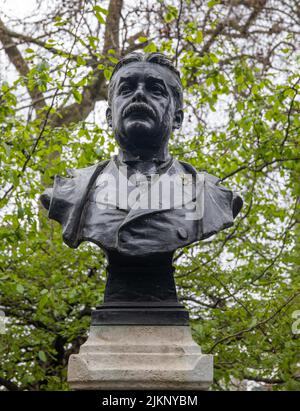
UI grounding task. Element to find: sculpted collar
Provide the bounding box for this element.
[117,149,172,165]
[116,149,173,177]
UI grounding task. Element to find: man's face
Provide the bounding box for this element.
[106,62,183,154]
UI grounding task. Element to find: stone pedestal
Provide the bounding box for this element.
[67,325,213,390]
[68,259,213,390]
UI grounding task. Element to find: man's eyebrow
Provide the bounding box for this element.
[116,74,168,90]
[118,75,137,84]
[145,75,167,87]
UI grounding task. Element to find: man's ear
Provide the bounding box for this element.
[173,109,183,130]
[106,107,112,128]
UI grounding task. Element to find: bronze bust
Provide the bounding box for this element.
[40,52,242,325]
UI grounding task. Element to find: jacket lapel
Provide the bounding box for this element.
[61,160,110,247]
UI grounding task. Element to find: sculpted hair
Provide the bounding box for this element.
[108,52,183,110]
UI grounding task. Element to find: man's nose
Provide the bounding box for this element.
[132,84,146,102]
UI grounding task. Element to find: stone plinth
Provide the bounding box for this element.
[67,325,213,390]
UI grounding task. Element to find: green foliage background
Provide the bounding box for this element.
[0,0,299,390]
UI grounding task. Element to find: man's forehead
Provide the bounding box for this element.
[113,62,179,86]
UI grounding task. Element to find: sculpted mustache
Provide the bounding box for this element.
[122,103,156,120]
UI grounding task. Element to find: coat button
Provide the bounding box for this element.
[177,227,188,240]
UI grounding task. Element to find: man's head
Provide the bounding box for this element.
[106,52,184,157]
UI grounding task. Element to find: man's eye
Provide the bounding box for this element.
[150,85,164,95]
[119,85,132,94]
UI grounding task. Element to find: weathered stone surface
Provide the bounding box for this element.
[68,325,213,390]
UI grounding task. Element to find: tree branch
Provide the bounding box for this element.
[1,27,97,66]
[0,17,46,110]
[103,0,123,55]
[208,290,300,353]
[49,0,124,127]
